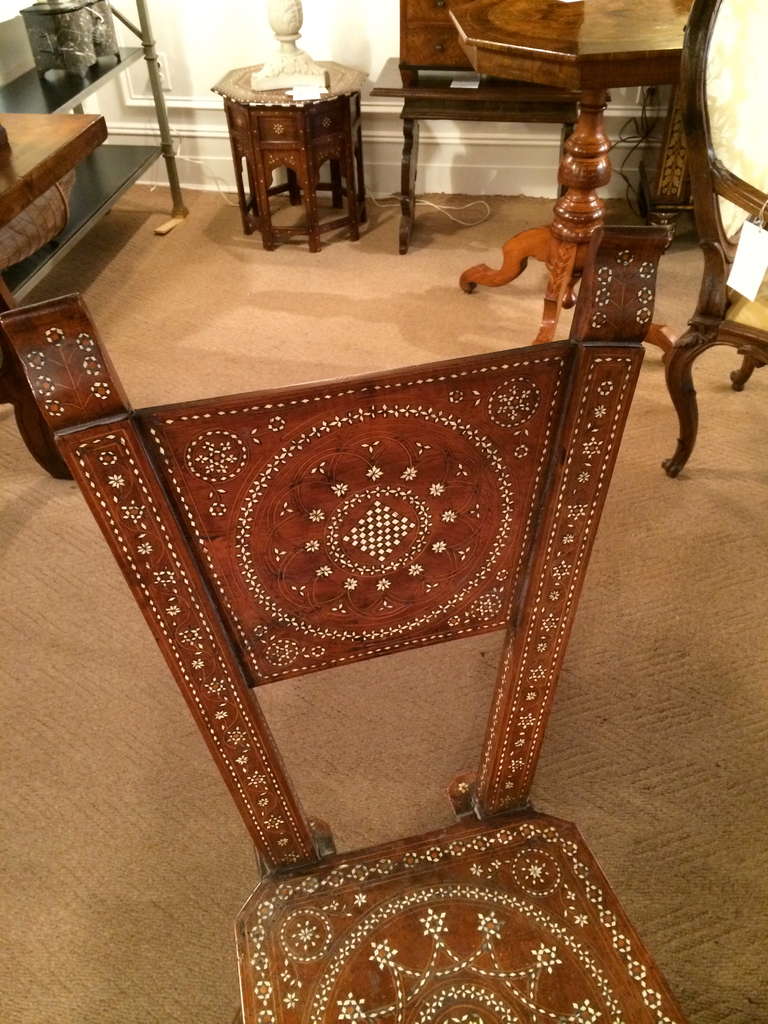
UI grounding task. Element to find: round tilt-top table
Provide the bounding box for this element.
[450,0,691,343]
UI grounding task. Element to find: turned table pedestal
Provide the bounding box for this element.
[450,0,691,346]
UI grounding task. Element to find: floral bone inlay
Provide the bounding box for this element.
[147,360,568,683]
[238,816,684,1023]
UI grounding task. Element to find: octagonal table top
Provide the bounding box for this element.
[450,0,692,91]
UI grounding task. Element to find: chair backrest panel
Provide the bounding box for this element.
[140,347,571,685]
[0,227,664,870]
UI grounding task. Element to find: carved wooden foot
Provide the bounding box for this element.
[730,354,757,391]
[662,330,707,477]
[459,225,551,293]
[534,237,578,344]
[448,770,477,821]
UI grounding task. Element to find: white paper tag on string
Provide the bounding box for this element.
[727,219,768,301]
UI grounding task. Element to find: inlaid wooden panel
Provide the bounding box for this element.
[237,811,686,1023]
[143,349,570,685]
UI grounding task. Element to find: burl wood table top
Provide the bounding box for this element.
[450,0,692,90]
[0,112,106,224]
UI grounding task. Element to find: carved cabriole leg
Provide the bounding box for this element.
[475,342,643,815]
[0,297,319,871]
[534,89,611,344]
[730,354,757,391]
[459,226,551,293]
[662,328,716,478]
[399,116,419,255]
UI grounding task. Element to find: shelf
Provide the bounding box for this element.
[0,48,144,115]
[5,143,160,297]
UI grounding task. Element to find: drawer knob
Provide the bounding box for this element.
[434,41,445,52]
[435,0,446,6]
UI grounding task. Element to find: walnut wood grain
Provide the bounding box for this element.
[0,112,106,224]
[450,0,691,90]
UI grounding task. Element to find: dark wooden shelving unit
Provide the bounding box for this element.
[1,2,187,300]
[0,46,143,116]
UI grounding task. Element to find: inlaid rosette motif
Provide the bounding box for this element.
[146,355,568,682]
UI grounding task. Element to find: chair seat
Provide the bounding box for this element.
[237,811,684,1023]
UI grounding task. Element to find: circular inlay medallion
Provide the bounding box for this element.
[279,908,333,962]
[186,429,248,482]
[235,408,515,645]
[488,379,541,429]
[512,847,562,897]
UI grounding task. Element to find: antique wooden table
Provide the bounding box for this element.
[371,57,577,253]
[0,111,106,477]
[215,64,367,254]
[450,0,691,343]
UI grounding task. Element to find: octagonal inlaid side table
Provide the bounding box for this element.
[450,0,691,345]
[214,63,367,253]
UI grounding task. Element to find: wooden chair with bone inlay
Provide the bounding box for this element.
[0,226,687,1023]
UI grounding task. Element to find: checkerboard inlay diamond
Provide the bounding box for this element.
[343,501,416,562]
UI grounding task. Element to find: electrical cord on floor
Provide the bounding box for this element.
[609,87,661,217]
[368,193,492,227]
[145,133,240,206]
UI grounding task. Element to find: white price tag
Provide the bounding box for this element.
[727,218,768,302]
[450,77,481,89]
[289,86,327,101]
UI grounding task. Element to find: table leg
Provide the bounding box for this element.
[287,168,301,206]
[459,89,612,344]
[355,120,367,225]
[399,117,419,255]
[330,161,343,209]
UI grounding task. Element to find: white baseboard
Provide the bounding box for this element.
[106,117,657,200]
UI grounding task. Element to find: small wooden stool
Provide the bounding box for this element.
[215,65,367,253]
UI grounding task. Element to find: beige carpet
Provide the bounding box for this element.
[1,186,766,1024]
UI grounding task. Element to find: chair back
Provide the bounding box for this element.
[0,227,665,871]
[684,0,768,249]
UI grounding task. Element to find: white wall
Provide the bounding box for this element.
[0,1,660,199]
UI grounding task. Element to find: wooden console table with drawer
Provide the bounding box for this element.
[373,1,578,254]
